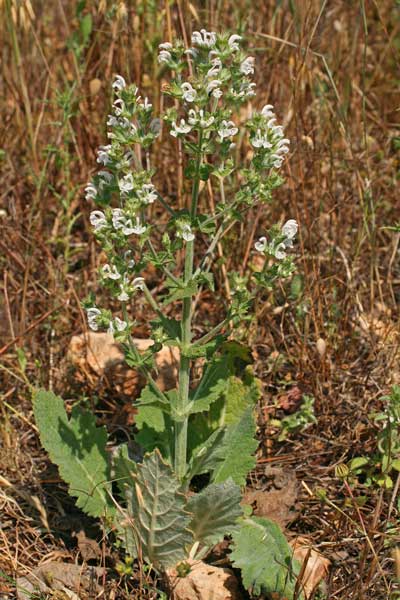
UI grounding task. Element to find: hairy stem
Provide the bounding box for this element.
[174,133,203,480]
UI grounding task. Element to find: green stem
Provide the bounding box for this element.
[174,133,203,480]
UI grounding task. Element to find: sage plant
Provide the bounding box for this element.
[35,30,301,597]
[83,30,296,480]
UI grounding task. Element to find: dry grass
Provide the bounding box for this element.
[1,1,399,598]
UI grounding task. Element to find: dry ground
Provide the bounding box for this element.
[1,1,400,598]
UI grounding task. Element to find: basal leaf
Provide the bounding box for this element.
[125,449,193,568]
[33,389,114,518]
[231,516,301,599]
[187,479,243,546]
[212,407,258,485]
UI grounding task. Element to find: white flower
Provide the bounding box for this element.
[254,237,267,253]
[273,242,287,260]
[282,219,298,241]
[206,79,222,96]
[276,138,290,154]
[177,223,195,242]
[170,119,192,137]
[261,104,275,119]
[85,183,97,201]
[113,98,125,116]
[192,29,216,48]
[87,307,101,331]
[217,120,238,142]
[117,290,130,302]
[107,114,118,127]
[120,219,137,235]
[112,208,124,230]
[228,34,242,51]
[159,42,172,50]
[115,317,128,331]
[271,155,284,168]
[119,173,134,194]
[112,210,145,236]
[130,217,146,235]
[102,263,121,280]
[112,75,126,91]
[181,82,197,103]
[240,57,255,75]
[97,145,112,165]
[158,49,172,64]
[245,82,256,97]
[137,183,157,204]
[188,109,214,128]
[90,210,107,231]
[207,58,222,77]
[251,129,271,149]
[133,277,145,290]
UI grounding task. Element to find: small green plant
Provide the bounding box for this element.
[347,385,400,489]
[275,394,317,441]
[34,30,302,598]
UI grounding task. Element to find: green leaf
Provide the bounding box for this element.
[189,357,230,414]
[163,279,198,305]
[151,315,181,343]
[212,407,258,485]
[187,428,226,479]
[125,450,193,568]
[33,389,114,518]
[209,368,260,428]
[348,457,370,472]
[136,403,166,432]
[231,517,301,599]
[136,384,169,407]
[187,479,243,546]
[392,458,400,472]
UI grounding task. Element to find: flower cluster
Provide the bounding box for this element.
[255,219,298,260]
[84,30,296,341]
[83,75,163,336]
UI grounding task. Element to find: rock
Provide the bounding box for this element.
[290,537,330,598]
[166,560,243,600]
[68,332,178,394]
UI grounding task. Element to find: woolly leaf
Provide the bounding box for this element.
[124,449,193,568]
[33,389,114,518]
[212,407,257,485]
[187,479,243,546]
[231,516,301,598]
